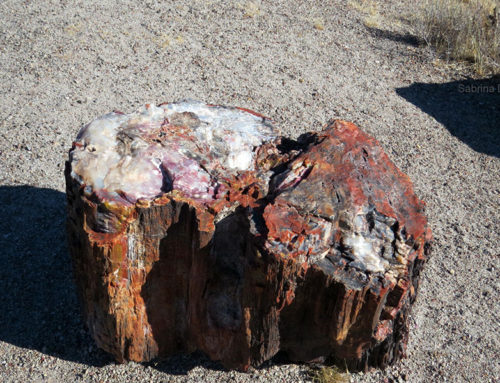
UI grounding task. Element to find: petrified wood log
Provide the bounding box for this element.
[65,101,432,371]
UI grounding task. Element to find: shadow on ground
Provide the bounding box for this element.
[0,185,112,366]
[150,351,296,375]
[396,77,500,157]
[365,26,424,47]
[148,351,226,375]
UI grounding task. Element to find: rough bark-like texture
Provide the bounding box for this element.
[65,104,432,372]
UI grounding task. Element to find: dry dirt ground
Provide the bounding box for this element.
[0,1,498,382]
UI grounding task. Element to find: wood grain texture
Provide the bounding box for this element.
[66,117,432,371]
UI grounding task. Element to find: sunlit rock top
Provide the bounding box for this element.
[70,100,276,203]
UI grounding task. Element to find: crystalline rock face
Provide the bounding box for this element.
[70,100,276,203]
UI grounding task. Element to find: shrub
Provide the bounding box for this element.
[416,0,499,74]
[310,366,350,383]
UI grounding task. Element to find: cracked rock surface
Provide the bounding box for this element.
[66,101,432,371]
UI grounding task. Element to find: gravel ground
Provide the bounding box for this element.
[0,1,498,382]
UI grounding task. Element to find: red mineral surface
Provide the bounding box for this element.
[65,101,432,371]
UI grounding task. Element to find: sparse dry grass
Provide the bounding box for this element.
[314,18,325,30]
[310,366,350,383]
[348,0,382,28]
[415,0,500,74]
[240,1,260,18]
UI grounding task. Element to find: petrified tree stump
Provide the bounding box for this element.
[65,101,432,371]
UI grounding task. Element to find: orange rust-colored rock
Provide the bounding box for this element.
[65,104,432,372]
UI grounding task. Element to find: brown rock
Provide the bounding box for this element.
[65,102,432,371]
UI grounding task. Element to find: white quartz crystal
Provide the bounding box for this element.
[344,233,388,273]
[70,101,276,202]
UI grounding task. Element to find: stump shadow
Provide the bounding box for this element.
[149,351,292,375]
[147,351,226,375]
[396,77,500,157]
[0,185,112,366]
[365,26,423,47]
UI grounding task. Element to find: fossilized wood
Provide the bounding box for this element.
[65,101,432,371]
